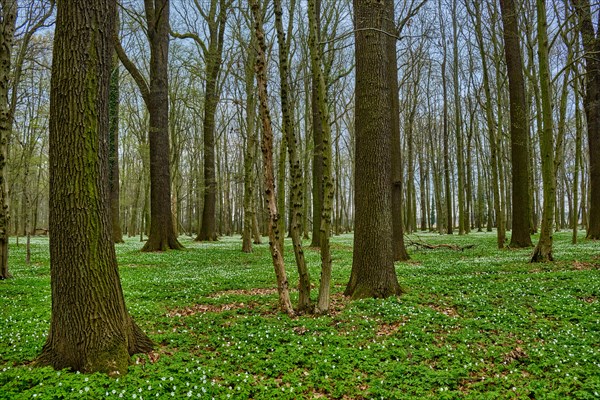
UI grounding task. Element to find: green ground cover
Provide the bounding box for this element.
[0,231,599,399]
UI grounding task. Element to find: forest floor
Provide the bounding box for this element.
[0,230,599,399]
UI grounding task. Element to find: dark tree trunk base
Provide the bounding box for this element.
[344,282,403,300]
[195,233,218,242]
[530,244,553,263]
[141,236,184,252]
[37,319,153,375]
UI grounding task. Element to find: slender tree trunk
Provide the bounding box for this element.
[308,0,334,313]
[452,0,466,235]
[251,0,294,317]
[472,0,505,247]
[389,0,409,261]
[440,3,453,235]
[309,0,323,248]
[531,0,555,262]
[573,74,582,244]
[38,0,153,373]
[274,0,311,313]
[242,30,258,253]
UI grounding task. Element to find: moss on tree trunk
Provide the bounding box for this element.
[37,0,153,374]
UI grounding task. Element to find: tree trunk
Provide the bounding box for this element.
[274,0,312,313]
[37,0,153,374]
[531,0,555,262]
[499,0,533,248]
[345,0,402,300]
[242,28,258,253]
[309,0,323,248]
[572,0,600,240]
[114,0,182,251]
[251,0,294,317]
[573,74,583,244]
[389,0,409,261]
[308,0,334,313]
[0,0,16,280]
[109,54,124,243]
[471,0,505,247]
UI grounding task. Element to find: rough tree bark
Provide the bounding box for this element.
[309,0,323,248]
[345,0,402,300]
[109,53,124,243]
[572,0,600,240]
[499,0,533,248]
[0,0,17,280]
[37,0,153,374]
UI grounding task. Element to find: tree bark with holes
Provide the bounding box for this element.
[250,0,295,317]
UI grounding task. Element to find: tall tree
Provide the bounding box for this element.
[251,0,295,316]
[531,0,555,262]
[452,0,466,235]
[470,0,505,248]
[345,0,402,299]
[173,0,231,242]
[309,0,334,313]
[0,0,54,278]
[389,0,409,261]
[309,0,323,248]
[274,0,312,313]
[115,0,183,251]
[571,0,600,240]
[439,0,453,235]
[37,0,153,373]
[499,0,533,248]
[0,0,17,280]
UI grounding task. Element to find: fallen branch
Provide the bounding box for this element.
[405,235,475,251]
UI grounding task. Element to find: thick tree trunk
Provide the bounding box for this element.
[499,0,533,248]
[140,0,182,251]
[345,0,402,300]
[572,0,600,240]
[0,0,16,280]
[114,0,182,251]
[109,56,124,243]
[38,0,153,374]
